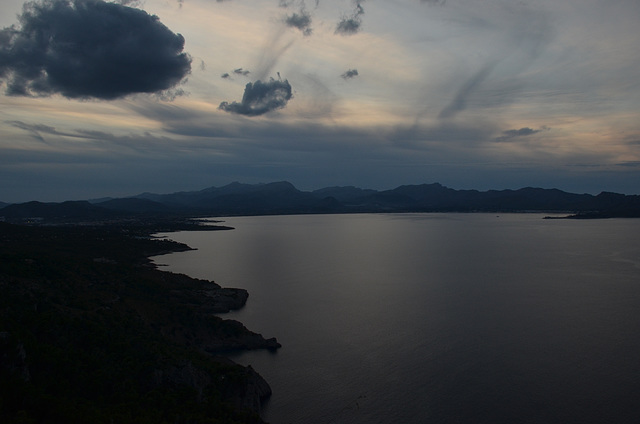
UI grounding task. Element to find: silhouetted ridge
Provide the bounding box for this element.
[96,198,171,214]
[127,181,639,217]
[3,182,640,222]
[312,186,377,203]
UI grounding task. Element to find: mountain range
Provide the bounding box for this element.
[2,181,640,223]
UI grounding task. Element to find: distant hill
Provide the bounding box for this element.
[125,181,640,218]
[311,186,378,203]
[135,181,335,215]
[96,197,171,214]
[2,182,640,223]
[0,201,9,210]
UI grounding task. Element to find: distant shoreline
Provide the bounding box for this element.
[3,181,640,224]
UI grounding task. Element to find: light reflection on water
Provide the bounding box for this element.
[154,214,640,424]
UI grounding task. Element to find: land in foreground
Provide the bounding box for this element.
[0,220,279,423]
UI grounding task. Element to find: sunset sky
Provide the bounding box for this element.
[1,0,639,202]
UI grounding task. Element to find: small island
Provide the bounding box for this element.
[0,220,279,423]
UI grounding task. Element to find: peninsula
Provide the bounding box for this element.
[0,220,280,423]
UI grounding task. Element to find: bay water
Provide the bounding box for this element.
[153,213,640,424]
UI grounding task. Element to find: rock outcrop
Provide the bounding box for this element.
[0,222,279,423]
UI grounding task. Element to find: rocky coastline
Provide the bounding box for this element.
[0,221,280,423]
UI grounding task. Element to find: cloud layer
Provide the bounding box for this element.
[0,0,191,99]
[2,0,640,202]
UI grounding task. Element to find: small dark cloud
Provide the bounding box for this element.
[219,78,293,116]
[615,161,640,168]
[341,69,359,79]
[285,10,313,36]
[234,68,251,76]
[335,1,365,35]
[0,0,191,100]
[221,68,249,80]
[421,0,446,5]
[495,127,547,142]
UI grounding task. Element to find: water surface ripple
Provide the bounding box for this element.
[154,214,640,424]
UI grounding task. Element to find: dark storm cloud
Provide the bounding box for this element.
[335,1,365,35]
[285,10,313,36]
[219,78,293,116]
[494,127,546,142]
[341,69,359,79]
[0,0,191,99]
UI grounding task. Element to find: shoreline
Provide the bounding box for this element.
[0,221,280,423]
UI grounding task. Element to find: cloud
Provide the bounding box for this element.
[219,78,293,116]
[494,127,547,142]
[234,68,250,76]
[253,26,294,81]
[421,0,446,5]
[221,68,250,80]
[438,63,496,119]
[341,69,359,79]
[114,0,142,6]
[0,0,191,100]
[432,4,554,121]
[285,10,313,36]
[335,1,365,35]
[152,88,188,102]
[8,120,60,143]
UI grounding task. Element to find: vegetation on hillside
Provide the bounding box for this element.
[0,222,277,423]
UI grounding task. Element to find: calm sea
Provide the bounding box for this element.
[153,213,640,424]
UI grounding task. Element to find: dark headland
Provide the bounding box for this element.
[0,219,280,423]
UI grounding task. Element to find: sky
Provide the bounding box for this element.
[1,0,639,203]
